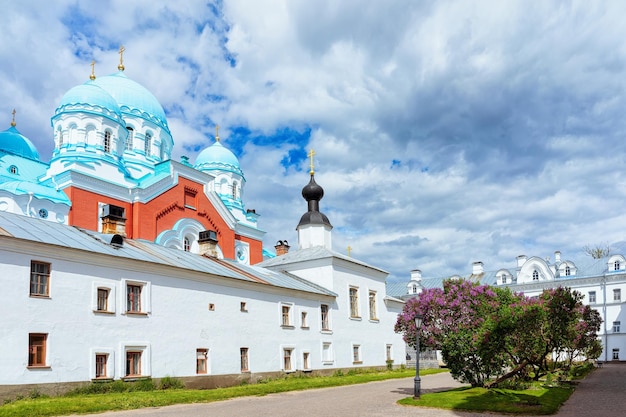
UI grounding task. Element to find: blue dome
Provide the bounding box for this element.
[56,81,123,122]
[0,125,40,161]
[195,141,242,175]
[92,72,169,132]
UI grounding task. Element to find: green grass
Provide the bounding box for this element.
[0,368,446,417]
[399,383,575,415]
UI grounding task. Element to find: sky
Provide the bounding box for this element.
[2,0,626,282]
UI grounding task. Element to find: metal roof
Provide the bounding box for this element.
[0,211,335,297]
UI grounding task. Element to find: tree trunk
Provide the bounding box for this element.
[485,360,528,388]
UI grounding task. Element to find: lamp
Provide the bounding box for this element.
[414,314,423,399]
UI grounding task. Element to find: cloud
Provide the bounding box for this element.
[3,1,626,282]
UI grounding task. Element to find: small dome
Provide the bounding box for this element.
[92,72,169,132]
[297,174,332,228]
[195,141,242,175]
[0,125,40,161]
[302,174,324,202]
[56,81,123,121]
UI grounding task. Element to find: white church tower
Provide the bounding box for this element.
[296,150,333,249]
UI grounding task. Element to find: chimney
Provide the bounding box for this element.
[555,251,561,263]
[517,255,527,267]
[101,204,126,236]
[472,261,484,275]
[410,269,422,282]
[198,230,219,257]
[274,240,290,256]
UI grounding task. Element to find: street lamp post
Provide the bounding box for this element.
[414,314,423,399]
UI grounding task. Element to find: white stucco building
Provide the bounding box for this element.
[388,251,626,363]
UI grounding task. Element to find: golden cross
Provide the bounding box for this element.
[308,149,316,174]
[90,60,96,80]
[215,124,220,142]
[347,246,352,257]
[11,109,16,127]
[118,45,125,71]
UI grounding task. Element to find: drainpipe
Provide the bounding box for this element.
[602,273,608,362]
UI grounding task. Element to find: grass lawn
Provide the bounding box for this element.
[0,368,447,417]
[399,383,575,415]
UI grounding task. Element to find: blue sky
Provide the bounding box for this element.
[2,0,626,282]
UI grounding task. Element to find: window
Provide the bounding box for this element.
[240,348,249,372]
[144,132,152,156]
[565,266,571,276]
[281,304,293,327]
[28,333,47,367]
[232,181,238,200]
[301,311,308,328]
[532,270,539,281]
[352,345,361,364]
[125,127,134,151]
[501,274,507,284]
[196,349,208,374]
[240,302,247,312]
[320,304,330,331]
[97,288,109,311]
[369,291,377,320]
[386,344,393,361]
[303,352,310,370]
[322,342,333,363]
[184,189,197,209]
[349,287,359,318]
[614,288,621,302]
[411,284,418,294]
[613,349,620,360]
[616,261,621,271]
[283,348,293,371]
[127,285,141,312]
[613,321,621,333]
[183,237,191,252]
[126,351,142,377]
[104,131,111,153]
[30,261,50,297]
[9,165,17,174]
[589,291,596,304]
[95,354,108,378]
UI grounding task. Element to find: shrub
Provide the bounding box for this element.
[159,376,184,390]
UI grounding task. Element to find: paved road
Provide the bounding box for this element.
[74,363,626,417]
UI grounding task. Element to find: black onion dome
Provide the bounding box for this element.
[297,174,333,228]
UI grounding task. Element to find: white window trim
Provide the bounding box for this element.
[121,279,151,315]
[300,309,309,329]
[368,289,378,322]
[349,285,360,319]
[321,341,334,365]
[279,302,294,328]
[120,343,151,378]
[92,282,116,314]
[301,350,311,371]
[352,343,362,364]
[385,344,393,362]
[280,345,296,372]
[90,348,115,380]
[320,303,332,333]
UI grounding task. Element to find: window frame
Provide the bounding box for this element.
[322,342,333,364]
[352,344,362,364]
[349,286,360,319]
[613,321,621,333]
[588,291,596,304]
[280,302,294,328]
[302,351,311,371]
[532,270,539,281]
[28,333,48,368]
[126,351,142,377]
[301,311,308,329]
[95,354,108,379]
[240,347,249,372]
[125,127,134,151]
[122,280,151,315]
[92,283,116,314]
[386,344,393,362]
[104,130,111,153]
[196,348,208,374]
[30,260,51,297]
[368,290,378,321]
[320,304,331,331]
[614,288,621,302]
[144,132,152,156]
[282,347,294,372]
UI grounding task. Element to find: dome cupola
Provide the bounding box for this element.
[0,110,40,161]
[195,127,243,176]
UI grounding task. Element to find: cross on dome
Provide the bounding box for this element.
[118,45,125,71]
[11,109,16,127]
[90,60,96,80]
[215,124,220,142]
[308,149,316,174]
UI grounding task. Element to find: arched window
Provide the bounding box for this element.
[160,142,165,160]
[126,127,134,151]
[58,128,63,147]
[411,284,417,294]
[104,131,111,153]
[565,266,571,276]
[232,181,238,199]
[183,237,190,252]
[9,165,18,174]
[615,261,621,271]
[532,270,539,281]
[501,274,507,284]
[144,132,152,156]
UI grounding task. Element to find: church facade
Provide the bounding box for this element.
[0,54,405,399]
